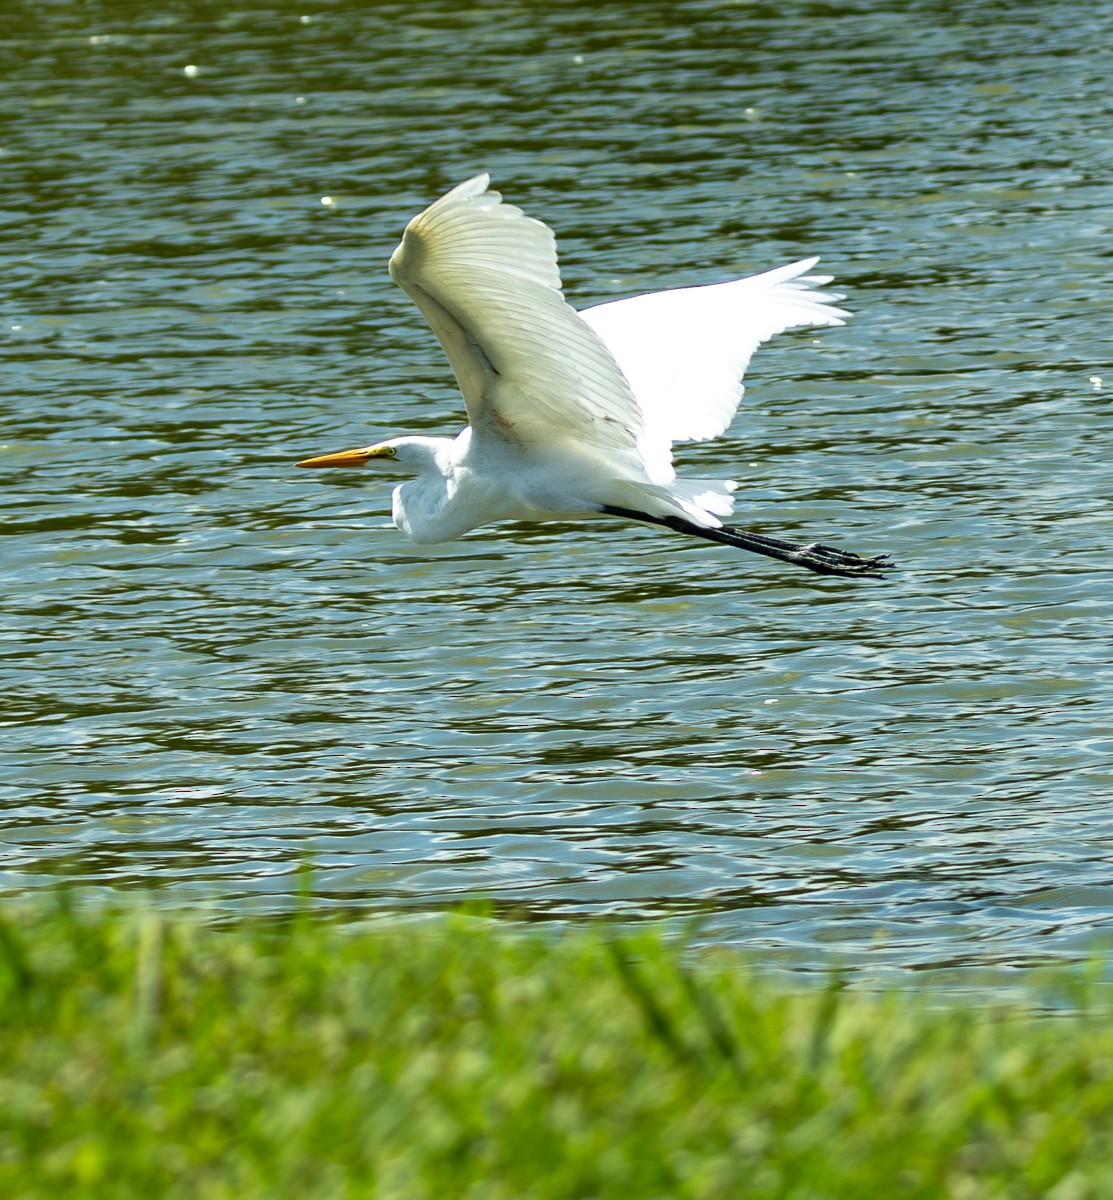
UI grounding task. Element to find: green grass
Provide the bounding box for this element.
[2,898,1112,1199]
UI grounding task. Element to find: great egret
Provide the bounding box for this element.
[298,175,892,579]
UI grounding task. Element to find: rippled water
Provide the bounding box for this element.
[4,1,1113,982]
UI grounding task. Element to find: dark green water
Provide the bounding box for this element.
[4,0,1113,982]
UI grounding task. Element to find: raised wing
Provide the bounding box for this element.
[388,176,658,470]
[579,260,848,446]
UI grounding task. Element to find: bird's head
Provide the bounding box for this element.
[296,436,446,472]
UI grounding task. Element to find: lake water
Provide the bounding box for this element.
[4,0,1113,985]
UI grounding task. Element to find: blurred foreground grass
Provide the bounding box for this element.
[2,898,1113,1198]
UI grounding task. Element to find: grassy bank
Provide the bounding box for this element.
[1,899,1112,1199]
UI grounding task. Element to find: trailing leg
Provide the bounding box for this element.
[600,505,894,579]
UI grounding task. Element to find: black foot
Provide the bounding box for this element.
[724,527,896,579]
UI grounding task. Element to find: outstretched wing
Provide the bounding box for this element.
[579,261,848,446]
[388,175,661,473]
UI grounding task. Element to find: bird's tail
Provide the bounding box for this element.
[667,477,738,526]
[629,477,738,528]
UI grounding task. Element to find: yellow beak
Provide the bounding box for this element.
[296,446,381,469]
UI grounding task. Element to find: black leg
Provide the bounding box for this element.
[600,505,895,579]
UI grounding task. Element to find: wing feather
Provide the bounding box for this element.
[579,261,849,446]
[388,176,848,483]
[388,175,653,466]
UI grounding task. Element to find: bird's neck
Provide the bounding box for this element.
[390,435,460,543]
[399,435,457,474]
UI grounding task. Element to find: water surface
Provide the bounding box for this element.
[4,0,1113,984]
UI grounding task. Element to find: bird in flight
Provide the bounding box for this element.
[298,175,893,579]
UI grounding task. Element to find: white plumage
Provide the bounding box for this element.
[298,175,891,579]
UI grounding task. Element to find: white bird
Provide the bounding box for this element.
[298,175,892,578]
